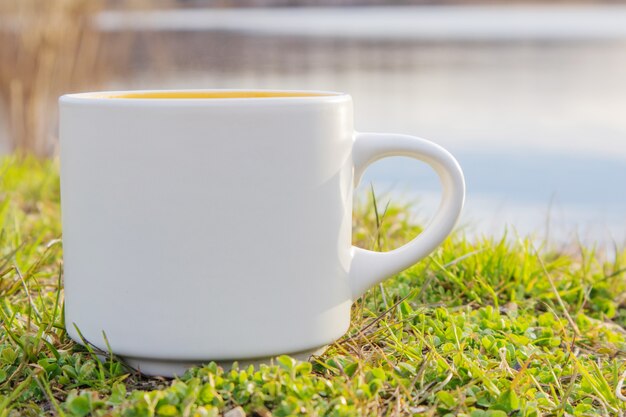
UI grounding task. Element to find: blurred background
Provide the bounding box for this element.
[1,0,625,247]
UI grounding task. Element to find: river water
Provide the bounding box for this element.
[99,6,626,246]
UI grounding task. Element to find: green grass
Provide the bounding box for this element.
[0,156,625,417]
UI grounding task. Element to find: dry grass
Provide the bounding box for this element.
[0,0,183,156]
[0,0,117,156]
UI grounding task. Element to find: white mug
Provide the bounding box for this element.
[59,90,465,376]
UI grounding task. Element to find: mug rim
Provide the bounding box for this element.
[60,89,351,106]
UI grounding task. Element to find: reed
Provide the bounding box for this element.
[0,0,105,156]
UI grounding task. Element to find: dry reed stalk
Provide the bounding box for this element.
[0,0,104,156]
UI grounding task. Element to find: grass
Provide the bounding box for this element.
[0,156,625,416]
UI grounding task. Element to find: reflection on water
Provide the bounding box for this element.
[101,8,626,245]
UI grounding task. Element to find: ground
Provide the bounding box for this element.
[0,156,625,416]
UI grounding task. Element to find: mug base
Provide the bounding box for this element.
[120,345,328,377]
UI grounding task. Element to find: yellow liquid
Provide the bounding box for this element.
[102,91,336,99]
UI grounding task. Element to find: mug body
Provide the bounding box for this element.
[60,90,354,367]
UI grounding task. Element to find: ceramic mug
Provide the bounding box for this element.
[59,89,465,376]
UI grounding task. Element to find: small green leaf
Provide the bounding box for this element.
[344,362,358,377]
[157,404,178,417]
[481,335,495,350]
[486,411,508,417]
[199,384,215,404]
[436,391,457,409]
[369,367,386,381]
[549,337,561,347]
[295,361,312,376]
[277,355,295,371]
[492,389,520,413]
[1,348,17,364]
[68,396,90,417]
[109,383,126,405]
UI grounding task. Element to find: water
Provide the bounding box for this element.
[100,6,626,245]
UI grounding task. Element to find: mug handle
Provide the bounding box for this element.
[349,132,466,299]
